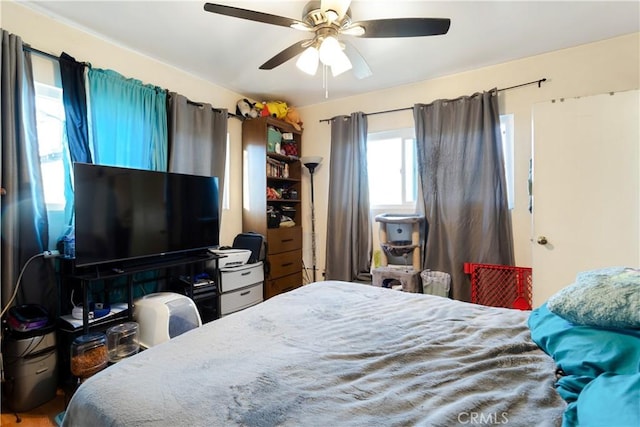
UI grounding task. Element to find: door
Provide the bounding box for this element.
[531,90,639,307]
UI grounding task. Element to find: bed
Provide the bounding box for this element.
[62,280,566,426]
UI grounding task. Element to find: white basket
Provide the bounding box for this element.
[420,270,451,298]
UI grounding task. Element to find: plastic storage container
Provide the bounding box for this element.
[70,332,108,379]
[106,322,140,363]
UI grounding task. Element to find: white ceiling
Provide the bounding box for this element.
[20,1,640,107]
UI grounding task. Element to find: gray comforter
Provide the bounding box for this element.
[62,281,565,426]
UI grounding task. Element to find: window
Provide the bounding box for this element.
[366,128,417,210]
[367,116,514,211]
[34,81,71,248]
[35,82,66,209]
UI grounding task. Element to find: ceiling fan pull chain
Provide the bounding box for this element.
[323,64,329,99]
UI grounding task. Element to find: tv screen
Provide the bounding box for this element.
[74,163,220,268]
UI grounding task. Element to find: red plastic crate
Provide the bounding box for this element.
[464,263,532,310]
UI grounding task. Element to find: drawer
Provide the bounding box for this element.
[220,262,264,293]
[265,272,302,300]
[220,282,263,316]
[268,250,302,279]
[267,227,302,254]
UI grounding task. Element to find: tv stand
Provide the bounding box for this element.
[60,253,221,334]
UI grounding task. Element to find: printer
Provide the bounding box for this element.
[209,248,252,269]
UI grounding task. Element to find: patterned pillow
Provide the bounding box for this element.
[547,267,640,329]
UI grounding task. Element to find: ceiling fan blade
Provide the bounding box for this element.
[321,0,352,21]
[342,41,372,80]
[259,40,313,70]
[346,18,451,38]
[203,3,311,30]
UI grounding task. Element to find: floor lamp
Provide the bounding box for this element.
[301,156,322,282]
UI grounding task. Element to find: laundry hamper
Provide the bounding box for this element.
[420,270,451,298]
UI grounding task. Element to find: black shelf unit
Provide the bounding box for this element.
[56,252,220,389]
[173,276,220,323]
[59,252,221,334]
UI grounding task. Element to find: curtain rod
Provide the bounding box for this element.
[319,78,547,123]
[23,45,60,62]
[24,45,90,68]
[185,99,242,120]
[25,45,96,70]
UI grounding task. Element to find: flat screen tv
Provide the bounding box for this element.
[73,163,220,268]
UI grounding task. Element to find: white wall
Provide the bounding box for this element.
[297,32,640,283]
[2,1,245,246]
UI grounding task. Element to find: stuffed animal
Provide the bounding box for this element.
[255,102,270,117]
[284,107,303,131]
[255,101,289,120]
[236,98,258,119]
[265,101,289,120]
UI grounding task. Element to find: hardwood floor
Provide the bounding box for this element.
[1,388,66,427]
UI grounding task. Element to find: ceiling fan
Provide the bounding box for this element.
[203,1,451,79]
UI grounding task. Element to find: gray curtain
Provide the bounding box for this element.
[413,90,514,302]
[167,92,227,217]
[1,30,56,316]
[325,112,372,281]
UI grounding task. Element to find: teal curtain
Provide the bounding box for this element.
[87,68,167,171]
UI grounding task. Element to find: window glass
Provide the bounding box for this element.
[34,81,71,248]
[35,82,66,210]
[367,128,417,209]
[403,138,417,204]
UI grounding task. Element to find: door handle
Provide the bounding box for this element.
[537,236,548,245]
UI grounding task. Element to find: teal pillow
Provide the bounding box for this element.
[547,267,640,329]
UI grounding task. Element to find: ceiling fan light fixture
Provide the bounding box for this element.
[330,50,352,77]
[318,36,342,65]
[321,0,351,22]
[325,9,339,23]
[296,46,320,75]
